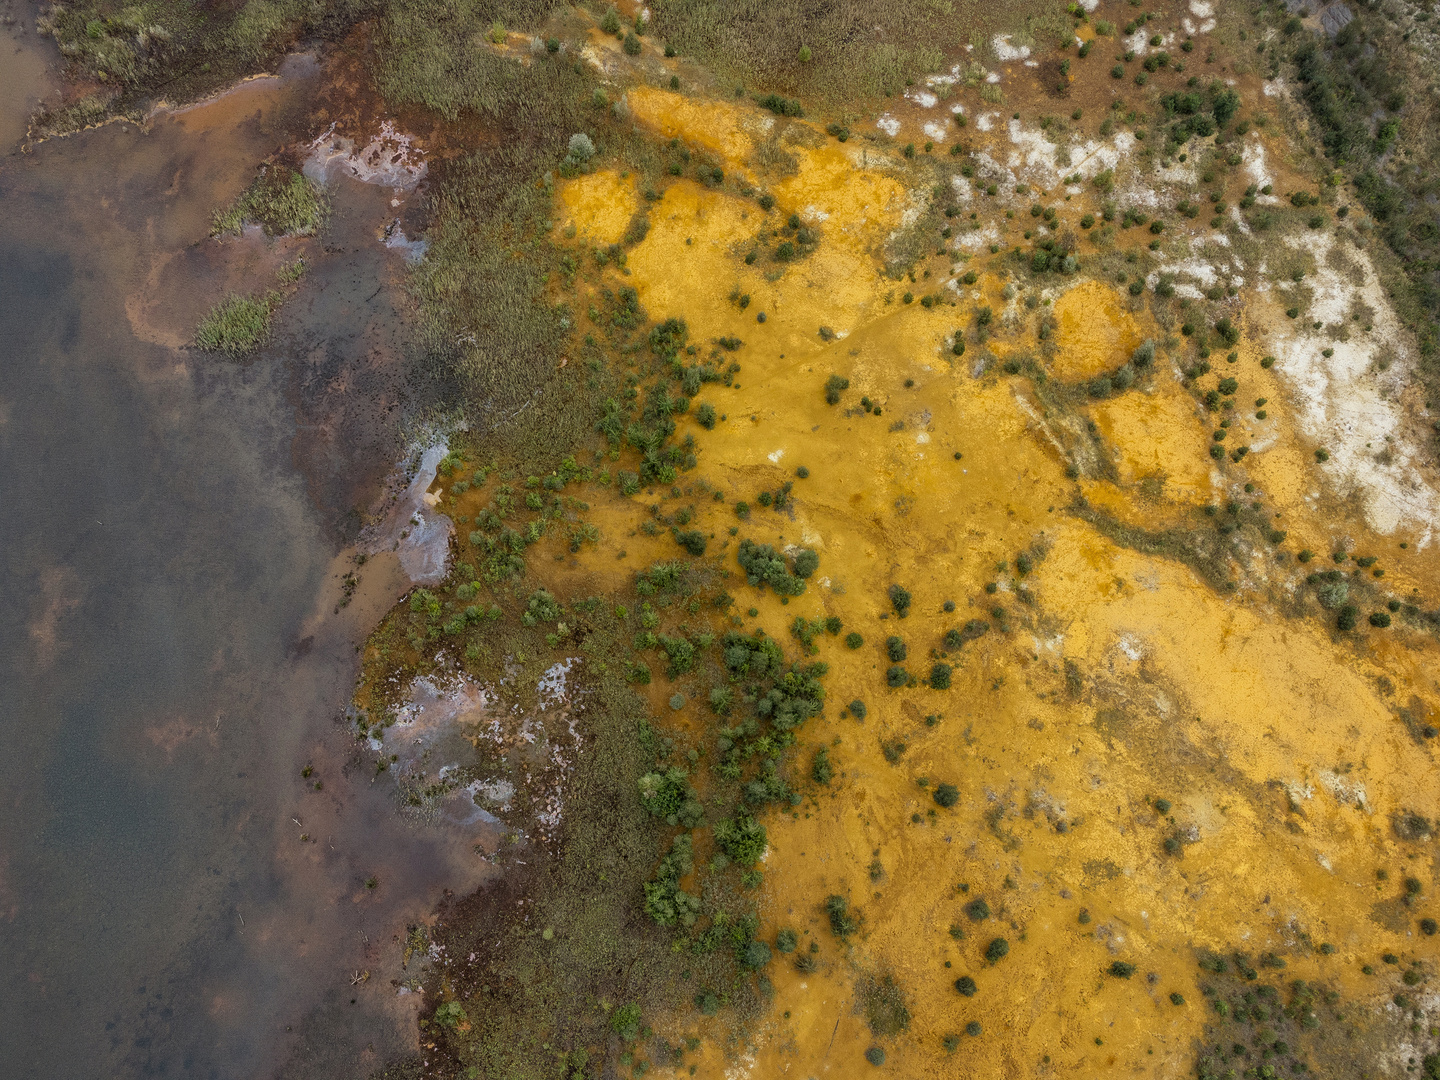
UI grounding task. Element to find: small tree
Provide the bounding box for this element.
[610,1002,641,1040]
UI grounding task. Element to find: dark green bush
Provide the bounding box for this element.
[985,937,1009,963]
[714,814,767,865]
[885,665,909,688]
[864,1046,885,1066]
[737,538,806,594]
[757,93,803,117]
[929,662,952,689]
[933,782,959,807]
[777,928,799,953]
[964,899,990,921]
[811,746,834,784]
[965,1021,982,1037]
[1109,961,1136,978]
[849,699,867,721]
[954,975,977,996]
[845,632,864,649]
[889,584,912,617]
[673,529,707,556]
[740,939,772,969]
[886,636,907,662]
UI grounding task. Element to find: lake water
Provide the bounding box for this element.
[0,26,480,1080]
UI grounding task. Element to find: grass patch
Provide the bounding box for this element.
[212,165,328,237]
[194,292,277,356]
[34,0,376,132]
[858,971,911,1037]
[648,0,1061,104]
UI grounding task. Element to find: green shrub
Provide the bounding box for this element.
[715,814,767,865]
[757,93,804,117]
[885,665,909,688]
[933,782,959,807]
[985,937,1009,963]
[737,538,807,594]
[623,30,641,54]
[1369,611,1391,627]
[434,1001,468,1029]
[889,584,912,617]
[965,898,990,921]
[811,747,834,784]
[608,1002,642,1040]
[864,1046,885,1066]
[673,529,707,555]
[825,374,850,404]
[826,894,858,937]
[696,402,717,428]
[845,632,864,649]
[886,636,907,662]
[740,939,772,969]
[929,662,952,689]
[793,548,820,578]
[1109,961,1136,978]
[849,699,867,721]
[1337,605,1358,631]
[637,768,703,826]
[954,975,977,996]
[965,1021,982,1037]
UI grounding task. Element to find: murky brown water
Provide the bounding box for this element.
[0,33,481,1080]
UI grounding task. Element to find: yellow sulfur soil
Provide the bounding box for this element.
[557,169,640,245]
[455,84,1440,1078]
[1051,280,1144,382]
